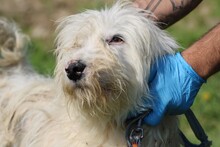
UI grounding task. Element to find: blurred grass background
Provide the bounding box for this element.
[0,0,219,146]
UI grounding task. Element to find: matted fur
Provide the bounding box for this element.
[0,1,181,146]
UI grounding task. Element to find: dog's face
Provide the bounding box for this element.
[55,1,177,125]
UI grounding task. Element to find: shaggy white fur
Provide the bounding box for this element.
[0,1,181,147]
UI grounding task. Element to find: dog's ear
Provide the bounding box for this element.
[120,1,179,59]
[148,24,179,60]
[133,8,179,61]
[117,4,180,64]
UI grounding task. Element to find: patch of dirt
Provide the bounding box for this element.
[0,0,112,42]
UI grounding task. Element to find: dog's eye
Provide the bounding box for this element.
[107,35,124,45]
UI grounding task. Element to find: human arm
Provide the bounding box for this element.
[144,24,220,126]
[182,23,220,80]
[132,0,220,126]
[133,0,203,29]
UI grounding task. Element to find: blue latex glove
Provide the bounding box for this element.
[144,52,205,126]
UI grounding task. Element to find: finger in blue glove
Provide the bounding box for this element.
[143,52,205,126]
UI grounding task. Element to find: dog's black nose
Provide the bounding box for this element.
[65,60,86,82]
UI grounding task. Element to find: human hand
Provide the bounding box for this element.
[143,52,205,126]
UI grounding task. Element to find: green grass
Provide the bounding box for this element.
[26,1,220,146]
[28,39,55,75]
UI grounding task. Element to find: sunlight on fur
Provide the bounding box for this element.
[0,1,181,146]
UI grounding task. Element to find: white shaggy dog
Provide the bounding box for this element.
[0,1,181,147]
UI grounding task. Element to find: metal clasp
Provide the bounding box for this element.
[129,127,144,146]
[125,108,152,147]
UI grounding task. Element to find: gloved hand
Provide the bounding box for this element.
[143,52,205,126]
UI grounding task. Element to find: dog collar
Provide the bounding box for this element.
[125,108,152,147]
[125,108,211,147]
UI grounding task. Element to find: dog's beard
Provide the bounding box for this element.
[57,59,135,126]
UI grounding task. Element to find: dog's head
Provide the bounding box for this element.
[55,1,178,125]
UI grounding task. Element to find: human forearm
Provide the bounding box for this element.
[133,0,203,29]
[182,23,220,80]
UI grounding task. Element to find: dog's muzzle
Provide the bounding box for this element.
[65,60,86,82]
